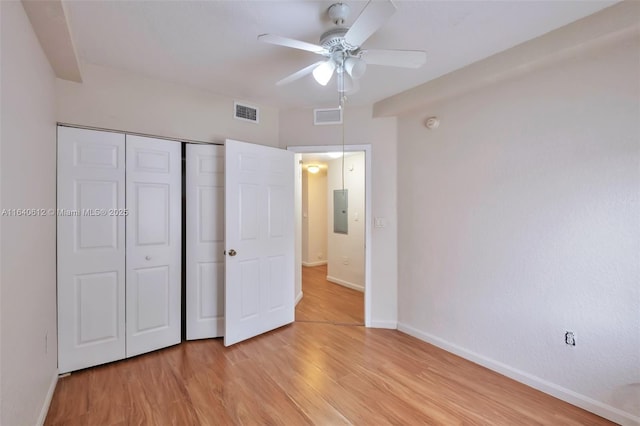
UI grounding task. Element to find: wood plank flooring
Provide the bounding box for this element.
[45,268,612,425]
[295,265,364,325]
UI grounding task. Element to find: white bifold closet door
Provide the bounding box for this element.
[185,144,225,340]
[125,135,182,357]
[57,127,126,374]
[58,130,182,372]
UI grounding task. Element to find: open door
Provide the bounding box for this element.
[224,139,295,346]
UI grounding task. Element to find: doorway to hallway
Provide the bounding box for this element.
[291,147,368,326]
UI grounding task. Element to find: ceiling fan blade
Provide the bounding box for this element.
[343,0,396,48]
[361,49,426,68]
[276,61,326,86]
[258,34,327,54]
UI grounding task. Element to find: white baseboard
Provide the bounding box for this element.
[37,369,59,426]
[368,320,397,329]
[302,260,327,267]
[397,322,640,426]
[326,275,364,292]
[295,291,303,305]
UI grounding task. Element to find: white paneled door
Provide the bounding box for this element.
[186,144,225,340]
[126,135,182,357]
[57,127,126,374]
[224,139,295,346]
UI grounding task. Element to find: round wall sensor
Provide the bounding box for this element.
[425,117,440,129]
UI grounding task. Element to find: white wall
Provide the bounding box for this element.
[326,153,365,291]
[56,63,280,147]
[302,169,327,266]
[1,2,59,424]
[280,106,398,328]
[301,170,309,265]
[395,31,640,424]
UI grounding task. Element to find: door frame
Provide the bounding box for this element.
[287,144,372,327]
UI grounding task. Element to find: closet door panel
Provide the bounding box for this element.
[186,144,225,340]
[126,135,181,357]
[57,126,126,374]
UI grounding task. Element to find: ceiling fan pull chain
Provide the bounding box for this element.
[341,93,346,191]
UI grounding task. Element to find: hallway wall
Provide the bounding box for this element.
[302,169,328,267]
[326,153,365,291]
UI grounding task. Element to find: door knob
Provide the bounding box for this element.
[228,249,237,257]
[145,256,151,260]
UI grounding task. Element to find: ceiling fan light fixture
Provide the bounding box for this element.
[344,57,367,79]
[313,61,336,86]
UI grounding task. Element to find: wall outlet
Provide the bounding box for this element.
[342,256,349,265]
[565,331,576,346]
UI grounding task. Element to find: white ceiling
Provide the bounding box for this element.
[301,151,359,164]
[64,0,617,109]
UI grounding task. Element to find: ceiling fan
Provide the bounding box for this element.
[258,0,426,94]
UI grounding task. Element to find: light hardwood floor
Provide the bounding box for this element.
[45,268,612,425]
[296,265,364,325]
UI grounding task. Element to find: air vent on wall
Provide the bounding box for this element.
[314,108,342,125]
[234,102,259,123]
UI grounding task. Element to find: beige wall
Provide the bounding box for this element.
[56,63,280,147]
[327,153,365,291]
[1,2,59,424]
[395,29,640,424]
[302,169,328,266]
[280,105,398,328]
